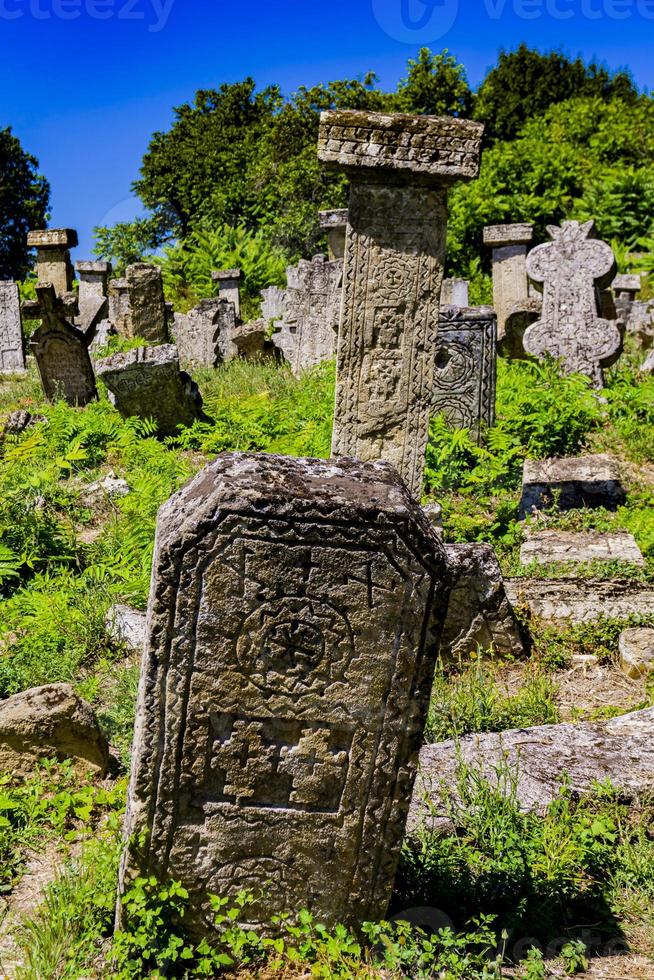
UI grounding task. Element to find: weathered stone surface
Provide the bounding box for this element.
[108,278,130,336]
[641,348,654,374]
[0,281,26,372]
[29,284,97,406]
[504,577,654,623]
[483,223,533,340]
[520,530,644,568]
[433,306,496,442]
[173,298,225,368]
[319,209,348,260]
[441,543,527,660]
[499,298,541,359]
[627,300,654,349]
[520,454,625,516]
[88,319,115,355]
[275,255,342,374]
[106,603,147,652]
[96,344,204,435]
[75,260,111,337]
[1,410,45,437]
[619,628,654,679]
[409,707,654,834]
[524,221,620,387]
[212,268,242,319]
[80,471,131,506]
[119,452,450,935]
[261,285,285,324]
[125,263,168,344]
[422,501,442,530]
[441,278,469,307]
[231,319,280,360]
[319,110,483,497]
[613,274,641,299]
[27,229,78,295]
[0,683,109,777]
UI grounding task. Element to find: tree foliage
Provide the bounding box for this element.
[0,128,50,280]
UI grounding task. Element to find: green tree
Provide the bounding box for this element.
[394,48,473,117]
[0,127,50,280]
[475,45,637,142]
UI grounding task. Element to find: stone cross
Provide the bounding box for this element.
[278,254,342,375]
[28,283,97,406]
[173,298,232,368]
[524,221,620,387]
[318,109,483,497]
[212,268,242,319]
[441,278,469,307]
[319,209,348,259]
[27,229,78,296]
[433,305,496,442]
[95,344,204,435]
[75,260,112,338]
[118,452,449,938]
[125,263,169,344]
[483,223,533,340]
[0,282,26,373]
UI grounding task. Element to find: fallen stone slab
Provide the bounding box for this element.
[105,603,147,653]
[409,707,654,834]
[505,577,654,623]
[441,543,527,660]
[0,684,109,777]
[520,454,626,517]
[619,628,654,679]
[520,530,644,568]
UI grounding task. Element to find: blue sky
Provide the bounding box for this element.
[2,0,653,258]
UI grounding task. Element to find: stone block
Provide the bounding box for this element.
[433,306,496,441]
[619,628,654,679]
[520,454,626,516]
[106,603,147,653]
[125,263,168,344]
[504,578,654,623]
[520,530,644,567]
[119,452,449,936]
[0,281,26,373]
[440,278,469,307]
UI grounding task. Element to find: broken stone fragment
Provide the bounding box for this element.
[619,628,654,679]
[0,683,109,777]
[520,454,626,517]
[505,577,654,624]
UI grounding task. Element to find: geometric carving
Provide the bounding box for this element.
[319,109,484,497]
[433,305,496,442]
[0,281,26,373]
[28,283,97,406]
[273,255,342,375]
[524,221,620,388]
[119,453,449,937]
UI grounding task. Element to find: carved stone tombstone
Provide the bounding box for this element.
[433,305,496,442]
[318,110,483,497]
[119,452,449,937]
[108,278,130,336]
[0,282,26,373]
[212,268,243,319]
[27,229,78,295]
[282,254,342,375]
[173,299,223,368]
[483,223,533,340]
[319,209,349,259]
[75,260,111,337]
[125,263,169,344]
[29,284,97,406]
[524,221,620,387]
[96,344,204,435]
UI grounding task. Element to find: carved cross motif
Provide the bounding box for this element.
[278,728,347,808]
[212,721,278,804]
[23,283,78,329]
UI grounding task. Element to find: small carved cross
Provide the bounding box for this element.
[213,720,278,804]
[22,283,78,328]
[278,728,347,808]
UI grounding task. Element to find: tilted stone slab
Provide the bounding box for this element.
[0,281,26,372]
[433,305,496,442]
[319,110,483,497]
[520,530,644,568]
[409,707,654,834]
[520,454,626,516]
[29,284,97,406]
[504,577,654,623]
[524,221,620,387]
[95,344,204,435]
[125,263,168,344]
[75,260,111,338]
[119,452,450,936]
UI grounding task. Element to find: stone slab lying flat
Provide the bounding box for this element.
[409,707,654,834]
[520,530,644,568]
[520,454,626,516]
[505,577,654,623]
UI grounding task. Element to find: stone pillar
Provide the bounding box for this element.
[433,305,496,442]
[483,223,533,340]
[125,263,168,344]
[118,452,449,938]
[319,208,349,259]
[0,281,26,373]
[27,229,78,296]
[441,278,469,307]
[75,260,112,335]
[318,110,483,497]
[212,268,242,319]
[108,278,130,337]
